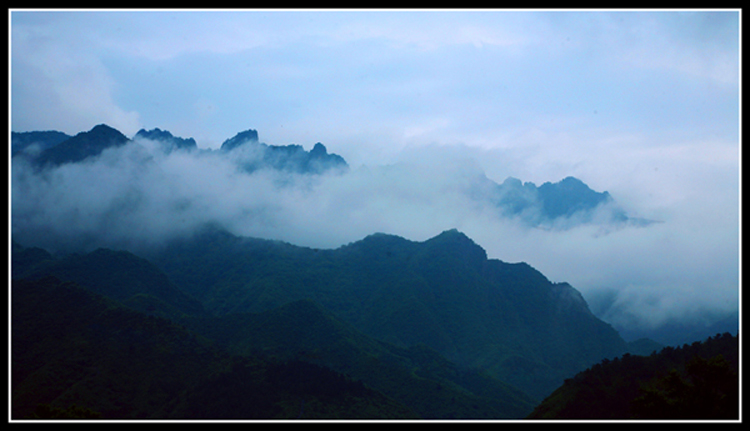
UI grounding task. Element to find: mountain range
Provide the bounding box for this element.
[12,225,666,419]
[11,123,648,229]
[12,123,733,420]
[12,228,736,420]
[12,124,349,176]
[145,227,640,400]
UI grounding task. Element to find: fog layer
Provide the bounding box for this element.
[10,135,739,341]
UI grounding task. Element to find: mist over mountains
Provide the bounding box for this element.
[9,123,740,419]
[11,124,737,349]
[11,123,645,243]
[9,9,739,420]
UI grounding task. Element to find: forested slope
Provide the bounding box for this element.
[11,276,419,419]
[148,227,629,400]
[527,332,739,420]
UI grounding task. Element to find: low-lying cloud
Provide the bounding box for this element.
[10,135,739,342]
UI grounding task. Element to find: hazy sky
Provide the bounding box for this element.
[10,9,741,338]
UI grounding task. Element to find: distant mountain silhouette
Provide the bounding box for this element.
[486,175,642,227]
[220,128,348,174]
[538,176,620,219]
[219,128,260,151]
[12,124,349,175]
[12,124,648,227]
[11,130,71,157]
[30,124,130,168]
[134,128,197,152]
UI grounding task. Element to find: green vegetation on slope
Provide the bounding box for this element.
[149,227,628,400]
[11,241,537,419]
[527,332,739,420]
[11,276,418,420]
[12,241,207,321]
[182,299,536,419]
[13,226,654,419]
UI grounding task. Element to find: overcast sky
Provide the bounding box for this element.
[10,9,741,338]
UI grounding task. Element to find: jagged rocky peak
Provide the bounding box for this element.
[220,129,260,151]
[218,128,348,175]
[537,176,613,219]
[135,128,198,151]
[135,127,171,140]
[540,176,610,198]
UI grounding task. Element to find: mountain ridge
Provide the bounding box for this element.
[12,123,647,228]
[30,124,130,168]
[11,130,72,157]
[11,226,676,418]
[220,128,349,174]
[12,241,208,321]
[11,240,539,419]
[134,128,198,152]
[147,226,630,400]
[13,124,349,176]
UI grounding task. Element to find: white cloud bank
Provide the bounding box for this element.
[10,134,739,340]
